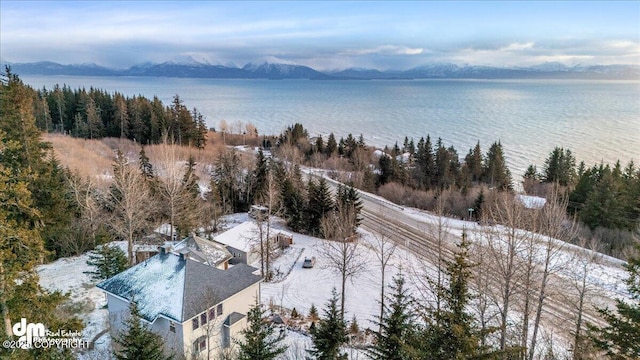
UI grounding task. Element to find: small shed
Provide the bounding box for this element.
[274,230,294,249]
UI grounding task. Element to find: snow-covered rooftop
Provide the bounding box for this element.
[173,235,232,266]
[213,221,261,252]
[516,194,547,209]
[97,252,262,323]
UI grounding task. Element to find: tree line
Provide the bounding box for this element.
[32,82,207,147]
[524,147,640,257]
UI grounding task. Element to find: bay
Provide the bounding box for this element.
[20,75,640,180]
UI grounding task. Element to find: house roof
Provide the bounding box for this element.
[223,312,246,326]
[97,253,262,323]
[173,235,232,266]
[213,221,260,252]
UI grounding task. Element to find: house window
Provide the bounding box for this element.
[201,312,207,325]
[193,336,206,353]
[192,317,199,330]
[169,321,175,333]
[208,308,216,321]
[217,303,223,316]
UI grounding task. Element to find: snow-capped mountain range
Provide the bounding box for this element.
[3,58,638,80]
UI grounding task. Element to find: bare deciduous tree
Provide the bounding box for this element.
[320,205,367,321]
[109,150,153,265]
[568,238,603,360]
[528,186,578,360]
[366,215,397,333]
[155,135,190,242]
[484,192,531,351]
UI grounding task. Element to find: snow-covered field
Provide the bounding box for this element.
[36,209,631,359]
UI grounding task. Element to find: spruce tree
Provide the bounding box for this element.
[483,141,512,191]
[315,135,325,154]
[308,288,348,360]
[139,146,154,180]
[237,302,287,360]
[85,244,129,280]
[589,246,640,358]
[114,301,173,360]
[308,178,334,236]
[464,142,484,183]
[420,232,489,359]
[252,148,270,204]
[335,184,362,233]
[325,133,338,157]
[543,147,576,186]
[367,274,417,360]
[279,176,307,232]
[309,304,319,322]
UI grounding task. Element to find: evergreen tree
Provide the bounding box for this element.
[315,135,325,155]
[309,304,319,322]
[279,176,307,232]
[252,148,270,204]
[367,274,417,360]
[522,164,541,194]
[236,302,287,360]
[335,185,362,234]
[419,232,489,359]
[175,155,200,235]
[580,166,627,230]
[378,153,394,186]
[114,301,173,360]
[464,142,484,183]
[589,245,640,358]
[483,141,512,190]
[543,147,577,186]
[308,178,335,236]
[326,133,338,157]
[32,155,78,259]
[414,135,436,189]
[308,288,348,360]
[139,146,154,179]
[85,244,129,280]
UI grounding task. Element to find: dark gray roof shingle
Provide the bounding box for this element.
[97,253,262,323]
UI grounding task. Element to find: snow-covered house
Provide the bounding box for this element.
[213,221,293,266]
[97,249,262,359]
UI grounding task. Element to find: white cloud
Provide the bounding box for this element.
[501,42,535,51]
[342,45,424,56]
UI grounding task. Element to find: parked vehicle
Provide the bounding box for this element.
[302,257,316,268]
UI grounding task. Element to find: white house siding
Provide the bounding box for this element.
[106,294,183,356]
[181,282,261,359]
[106,294,130,337]
[150,316,183,356]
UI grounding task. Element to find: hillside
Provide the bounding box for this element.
[44,132,232,182]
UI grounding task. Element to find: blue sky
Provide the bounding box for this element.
[1,1,638,70]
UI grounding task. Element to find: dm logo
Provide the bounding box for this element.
[12,318,46,349]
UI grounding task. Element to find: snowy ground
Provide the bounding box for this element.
[36,242,128,359]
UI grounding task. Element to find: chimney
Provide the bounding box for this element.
[179,249,190,261]
[159,244,172,255]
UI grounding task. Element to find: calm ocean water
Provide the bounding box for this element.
[21,75,640,180]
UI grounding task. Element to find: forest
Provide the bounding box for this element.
[1,69,639,359]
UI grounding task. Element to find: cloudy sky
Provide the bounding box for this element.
[1,1,639,70]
